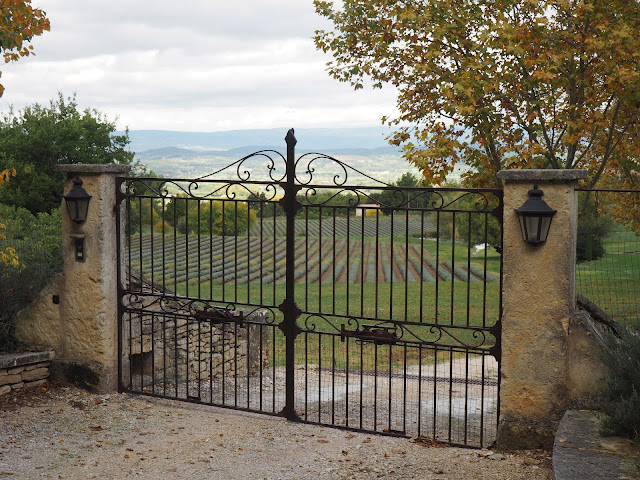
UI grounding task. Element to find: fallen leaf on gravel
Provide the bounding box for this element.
[317,439,329,443]
[89,426,103,431]
[410,436,443,447]
[341,450,348,456]
[391,449,406,454]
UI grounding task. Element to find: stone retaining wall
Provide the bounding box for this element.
[0,351,55,396]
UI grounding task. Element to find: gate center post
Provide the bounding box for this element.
[278,128,303,421]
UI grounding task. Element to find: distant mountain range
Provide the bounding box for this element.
[120,127,398,154]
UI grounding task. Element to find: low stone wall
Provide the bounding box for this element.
[122,271,269,390]
[0,351,55,396]
[122,308,268,388]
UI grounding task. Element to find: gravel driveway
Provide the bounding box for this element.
[0,384,551,480]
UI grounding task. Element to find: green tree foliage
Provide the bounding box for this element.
[0,93,136,214]
[298,190,359,219]
[314,0,640,191]
[247,191,285,218]
[0,0,50,98]
[370,172,433,214]
[0,204,61,350]
[175,201,256,236]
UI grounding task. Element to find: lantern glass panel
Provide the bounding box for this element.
[539,216,552,243]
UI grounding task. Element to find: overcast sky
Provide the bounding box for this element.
[0,0,400,132]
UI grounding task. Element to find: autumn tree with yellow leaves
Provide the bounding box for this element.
[0,0,50,97]
[314,0,640,193]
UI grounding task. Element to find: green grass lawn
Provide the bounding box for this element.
[576,228,640,326]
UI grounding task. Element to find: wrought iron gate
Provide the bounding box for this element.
[116,129,503,447]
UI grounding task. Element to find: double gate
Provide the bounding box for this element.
[116,130,503,447]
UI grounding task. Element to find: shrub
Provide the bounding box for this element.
[0,204,62,351]
[599,327,640,441]
[576,207,614,262]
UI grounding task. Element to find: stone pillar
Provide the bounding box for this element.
[496,169,586,450]
[54,164,130,392]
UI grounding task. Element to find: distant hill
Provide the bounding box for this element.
[119,127,397,153]
[116,127,476,184]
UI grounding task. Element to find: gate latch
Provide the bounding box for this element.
[340,324,398,345]
[194,307,244,326]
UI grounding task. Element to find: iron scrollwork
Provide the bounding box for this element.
[296,313,495,351]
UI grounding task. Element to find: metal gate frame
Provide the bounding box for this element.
[116,129,503,447]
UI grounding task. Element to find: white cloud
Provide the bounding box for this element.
[0,0,400,131]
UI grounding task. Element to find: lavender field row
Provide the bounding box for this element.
[126,235,498,286]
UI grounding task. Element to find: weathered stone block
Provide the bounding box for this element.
[7,367,25,375]
[11,382,24,390]
[0,385,10,396]
[23,379,47,389]
[0,374,22,386]
[21,367,50,382]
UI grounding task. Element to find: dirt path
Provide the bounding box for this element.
[0,384,551,480]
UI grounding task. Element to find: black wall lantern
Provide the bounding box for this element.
[514,185,557,245]
[63,176,92,224]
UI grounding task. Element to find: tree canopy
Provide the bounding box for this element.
[0,93,136,214]
[314,0,640,190]
[0,0,50,98]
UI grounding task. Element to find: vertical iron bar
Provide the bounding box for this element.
[360,211,365,316]
[222,201,226,301]
[305,207,309,311]
[332,208,336,314]
[346,209,350,316]
[375,209,380,317]
[390,209,394,320]
[374,342,378,431]
[185,198,189,298]
[466,212,472,327]
[332,335,336,424]
[209,320,213,404]
[405,209,409,323]
[234,202,239,304]
[464,351,469,445]
[388,344,392,432]
[318,206,323,311]
[420,211,425,321]
[450,212,456,326]
[197,201,201,299]
[435,211,441,324]
[247,199,251,303]
[318,335,322,423]
[173,200,178,294]
[417,345,423,436]
[345,336,350,427]
[150,198,155,287]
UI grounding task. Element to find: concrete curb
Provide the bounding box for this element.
[553,410,639,479]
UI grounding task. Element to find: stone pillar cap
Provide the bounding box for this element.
[54,164,131,175]
[497,169,587,182]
